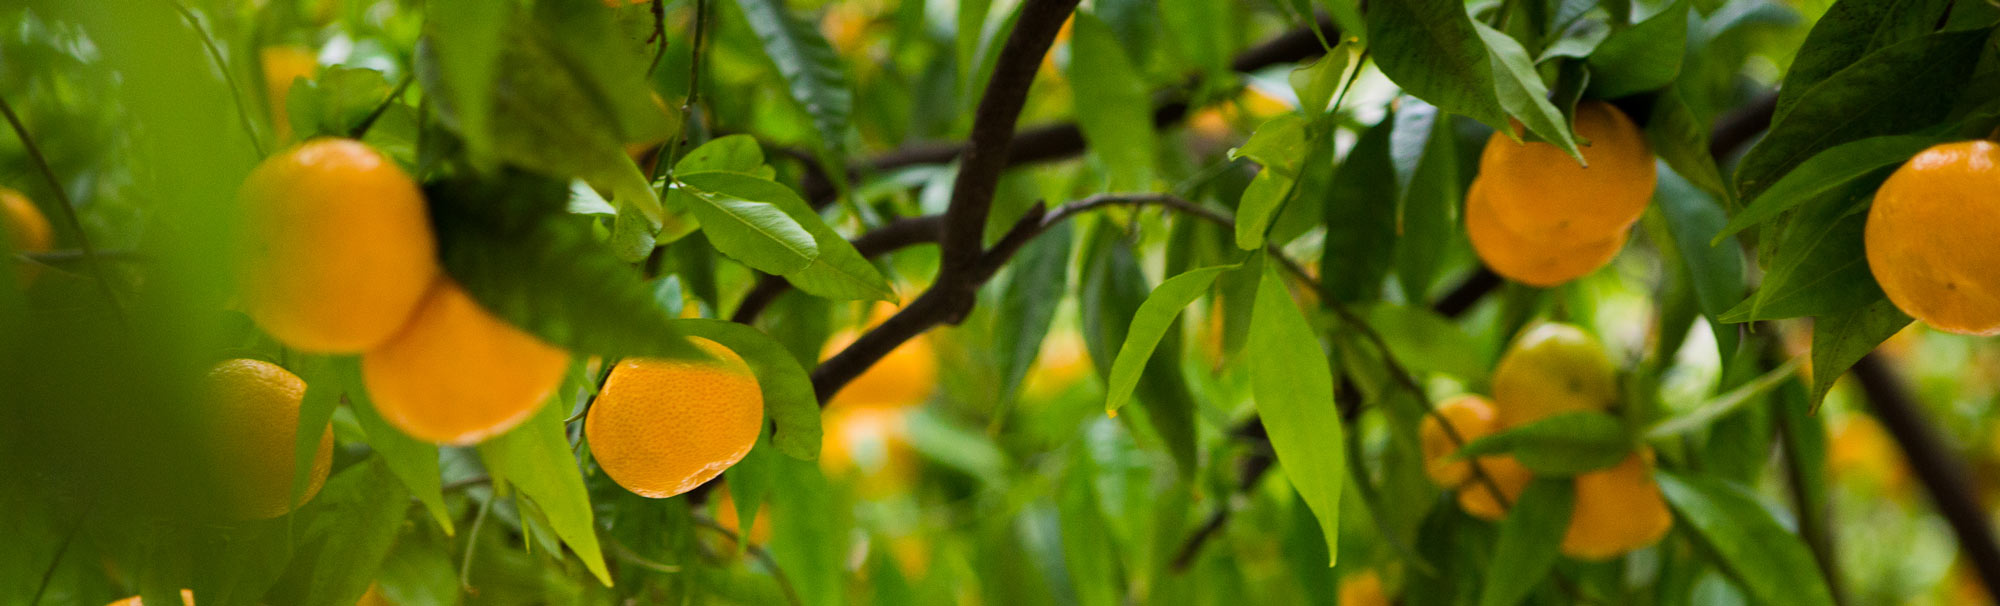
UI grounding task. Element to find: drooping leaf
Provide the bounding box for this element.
[427,171,702,361]
[1647,86,1729,198]
[734,0,853,154]
[1655,168,1744,358]
[479,402,612,585]
[1080,226,1199,476]
[1231,114,1312,177]
[1715,135,1948,241]
[1235,169,1296,252]
[1367,0,1505,128]
[671,319,822,460]
[1106,264,1236,415]
[677,171,893,301]
[676,185,819,275]
[1291,41,1361,116]
[993,221,1074,413]
[1722,178,1884,322]
[337,360,451,533]
[1248,255,1345,565]
[1478,478,1574,606]
[1389,100,1463,301]
[1321,116,1398,303]
[1455,411,1630,476]
[1735,27,1992,200]
[283,459,410,606]
[1658,473,1838,606]
[1472,21,1582,160]
[1068,12,1156,191]
[1586,1,1688,97]
[1809,298,1912,408]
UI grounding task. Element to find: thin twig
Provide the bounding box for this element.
[0,93,124,323]
[661,0,710,175]
[691,516,804,606]
[459,493,494,595]
[169,1,266,156]
[348,72,414,140]
[27,508,88,606]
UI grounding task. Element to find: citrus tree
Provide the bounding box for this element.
[5,0,2000,604]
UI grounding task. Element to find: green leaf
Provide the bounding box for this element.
[677,135,770,175]
[1655,168,1744,358]
[287,458,410,606]
[1080,226,1199,476]
[1809,298,1912,408]
[1478,478,1573,606]
[1586,1,1687,97]
[1367,0,1505,128]
[1735,27,1992,200]
[1068,12,1156,191]
[479,402,612,586]
[1231,114,1311,177]
[423,0,507,159]
[1363,303,1485,380]
[734,0,853,153]
[993,221,1073,412]
[291,359,340,518]
[677,171,893,301]
[1106,264,1236,415]
[1321,116,1398,303]
[1648,357,1806,438]
[1248,255,1345,566]
[338,360,452,534]
[671,319,822,460]
[1658,473,1838,606]
[1456,412,1630,476]
[1161,0,1232,76]
[1057,451,1121,606]
[1729,180,1884,322]
[1773,0,1954,122]
[283,66,392,140]
[676,179,821,275]
[1290,41,1360,116]
[1646,86,1729,198]
[722,434,777,555]
[1234,169,1296,251]
[1472,21,1582,161]
[1388,99,1462,301]
[1716,135,1949,242]
[428,171,701,361]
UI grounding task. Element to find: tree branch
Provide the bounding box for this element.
[1852,355,2000,598]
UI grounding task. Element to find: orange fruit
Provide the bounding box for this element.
[261,46,318,142]
[356,583,391,606]
[586,338,763,498]
[1455,454,1533,521]
[1477,100,1656,243]
[823,304,937,410]
[1338,569,1391,606]
[1465,178,1628,287]
[202,359,332,519]
[1864,140,2000,335]
[1420,395,1501,488]
[363,279,570,445]
[1489,323,1619,428]
[2,187,53,283]
[1561,452,1672,560]
[820,404,916,496]
[105,589,195,606]
[237,139,436,353]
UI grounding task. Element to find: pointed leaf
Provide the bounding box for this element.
[677,171,893,301]
[1586,1,1687,97]
[1478,478,1573,606]
[677,181,820,275]
[671,318,822,460]
[1809,298,1912,408]
[1106,264,1235,414]
[1659,473,1837,606]
[1456,411,1629,476]
[1716,135,1949,241]
[734,0,853,152]
[1249,256,1344,565]
[479,403,612,585]
[1472,21,1582,160]
[994,222,1074,410]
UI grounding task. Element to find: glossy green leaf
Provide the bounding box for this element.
[428,172,701,361]
[1367,0,1505,128]
[1723,179,1883,322]
[479,402,612,585]
[1735,27,1992,200]
[676,135,770,175]
[1659,473,1838,606]
[1234,169,1296,251]
[1106,264,1235,415]
[1389,100,1462,300]
[1080,226,1199,476]
[1809,298,1912,408]
[1291,41,1360,116]
[1068,12,1156,191]
[1231,114,1311,177]
[1472,21,1582,161]
[734,0,852,153]
[671,318,822,460]
[676,178,821,275]
[678,171,893,301]
[1773,0,1954,122]
[1587,1,1687,97]
[1249,255,1344,565]
[1456,411,1630,476]
[1478,478,1573,606]
[1716,135,1947,242]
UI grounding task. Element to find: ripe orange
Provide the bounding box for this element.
[1339,569,1391,606]
[1489,323,1619,428]
[1421,394,1502,488]
[1465,178,1628,287]
[1864,140,2000,335]
[105,589,195,606]
[260,46,318,142]
[237,139,437,353]
[202,359,332,520]
[586,338,763,498]
[363,279,570,445]
[1455,454,1533,521]
[1561,452,1672,560]
[2,187,53,283]
[1478,100,1656,243]
[823,303,937,410]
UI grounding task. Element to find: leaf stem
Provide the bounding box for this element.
[170,1,267,157]
[0,93,125,323]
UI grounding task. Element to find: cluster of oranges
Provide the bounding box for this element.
[1467,101,1656,287]
[1419,323,1672,560]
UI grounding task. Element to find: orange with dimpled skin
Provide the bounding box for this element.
[586,337,763,498]
[1477,100,1657,243]
[362,279,570,445]
[1465,178,1629,287]
[1865,140,2000,335]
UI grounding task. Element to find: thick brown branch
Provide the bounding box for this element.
[1852,355,2000,597]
